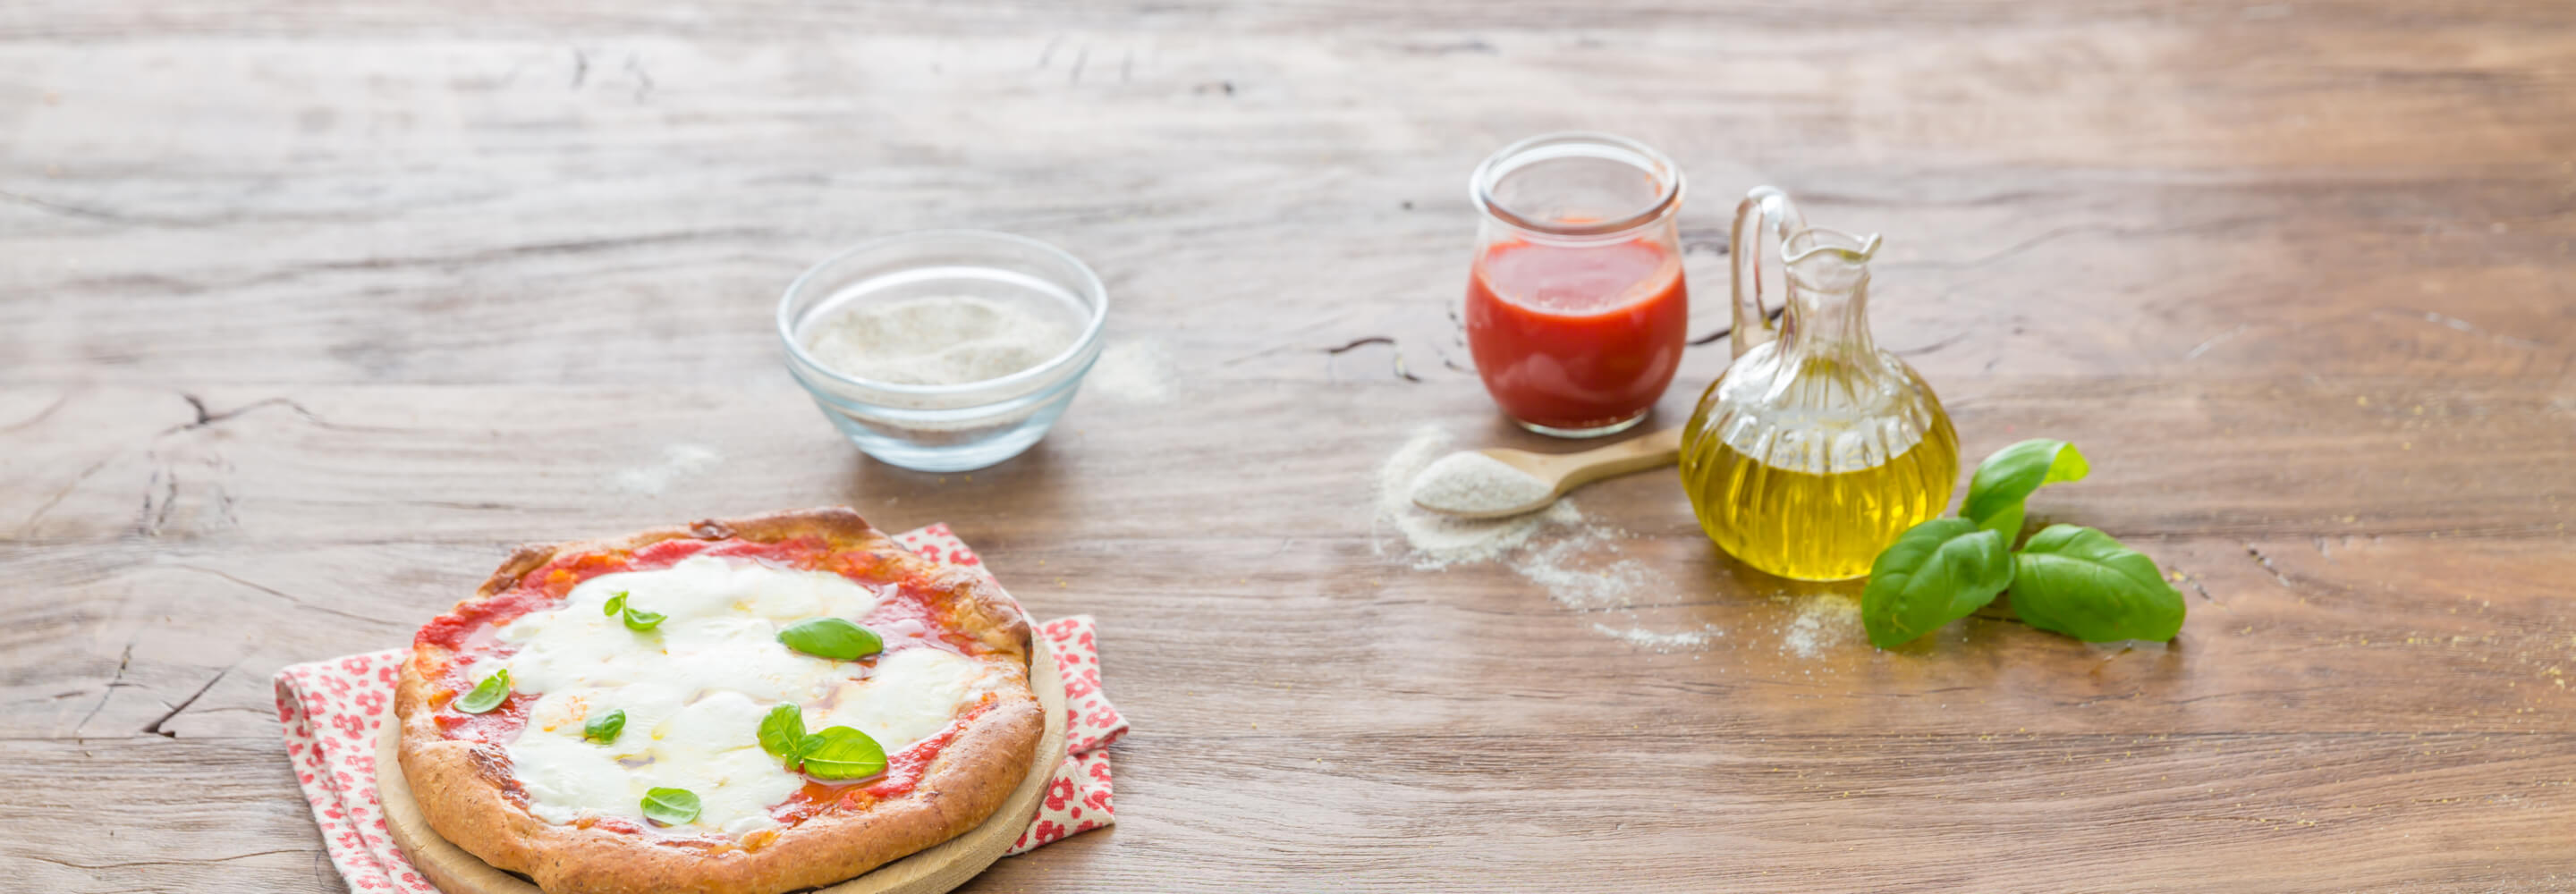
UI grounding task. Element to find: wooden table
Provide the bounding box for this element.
[6,2,2573,890]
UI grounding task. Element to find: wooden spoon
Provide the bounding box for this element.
[1409,426,1683,519]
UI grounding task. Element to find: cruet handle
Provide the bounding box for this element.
[1730,186,1806,358]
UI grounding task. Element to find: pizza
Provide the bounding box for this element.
[394,508,1044,894]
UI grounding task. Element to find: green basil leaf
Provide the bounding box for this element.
[1860,519,2014,649]
[798,726,887,780]
[454,669,512,714]
[798,732,828,764]
[582,708,625,744]
[776,618,884,661]
[603,591,627,617]
[2009,525,2187,642]
[640,787,700,826]
[758,704,808,765]
[621,605,665,632]
[1961,439,2089,544]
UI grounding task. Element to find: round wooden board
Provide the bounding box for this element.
[376,636,1067,894]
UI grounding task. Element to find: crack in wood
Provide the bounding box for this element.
[13,451,115,537]
[1688,303,1785,347]
[1322,336,1422,383]
[164,393,338,435]
[2242,544,2296,588]
[0,187,201,229]
[72,642,134,737]
[142,664,231,738]
[171,565,411,628]
[1894,329,1973,357]
[0,392,71,434]
[20,848,307,871]
[186,226,778,294]
[623,54,653,102]
[1401,38,1496,55]
[133,463,177,536]
[2174,569,2221,605]
[1877,215,2266,274]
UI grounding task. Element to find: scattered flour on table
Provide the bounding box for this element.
[1410,451,1554,517]
[803,295,1077,385]
[1592,623,1727,650]
[1083,339,1176,405]
[1780,593,1863,659]
[616,444,723,495]
[1375,426,1716,654]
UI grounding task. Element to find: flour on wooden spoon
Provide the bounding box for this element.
[1409,451,1554,517]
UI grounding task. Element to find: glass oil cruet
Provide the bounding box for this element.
[1680,187,1960,581]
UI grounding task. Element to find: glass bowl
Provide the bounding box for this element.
[778,230,1107,472]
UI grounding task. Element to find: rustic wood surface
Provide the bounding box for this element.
[5,1,2573,891]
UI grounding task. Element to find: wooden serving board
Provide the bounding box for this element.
[375,637,1068,894]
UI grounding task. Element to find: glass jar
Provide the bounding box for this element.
[1463,132,1689,437]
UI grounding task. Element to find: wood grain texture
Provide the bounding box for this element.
[4,1,2573,891]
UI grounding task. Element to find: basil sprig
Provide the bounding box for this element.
[583,709,625,744]
[1860,439,2184,648]
[756,703,888,780]
[454,669,512,713]
[777,618,883,661]
[640,787,700,826]
[603,591,665,632]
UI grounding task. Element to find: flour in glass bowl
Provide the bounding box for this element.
[801,295,1077,385]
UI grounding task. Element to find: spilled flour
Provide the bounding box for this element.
[615,444,723,495]
[1780,594,1863,659]
[1376,426,1720,653]
[1084,340,1177,405]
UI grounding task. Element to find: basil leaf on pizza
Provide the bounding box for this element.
[640,787,701,826]
[778,618,883,661]
[603,591,627,617]
[583,709,625,744]
[758,703,808,765]
[454,669,512,713]
[799,726,888,780]
[620,605,666,632]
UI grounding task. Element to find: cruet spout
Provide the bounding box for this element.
[1729,186,1806,358]
[1783,228,1883,302]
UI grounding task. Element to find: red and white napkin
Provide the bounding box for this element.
[274,523,1124,893]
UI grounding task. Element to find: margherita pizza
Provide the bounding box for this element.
[394,508,1043,894]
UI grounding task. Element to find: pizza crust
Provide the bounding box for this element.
[396,508,1045,894]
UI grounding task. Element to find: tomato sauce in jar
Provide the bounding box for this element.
[1464,236,1686,432]
[1463,132,1688,436]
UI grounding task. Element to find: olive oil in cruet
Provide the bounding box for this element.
[1681,188,1959,580]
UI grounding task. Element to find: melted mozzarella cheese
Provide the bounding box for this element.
[814,648,990,750]
[494,556,996,835]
